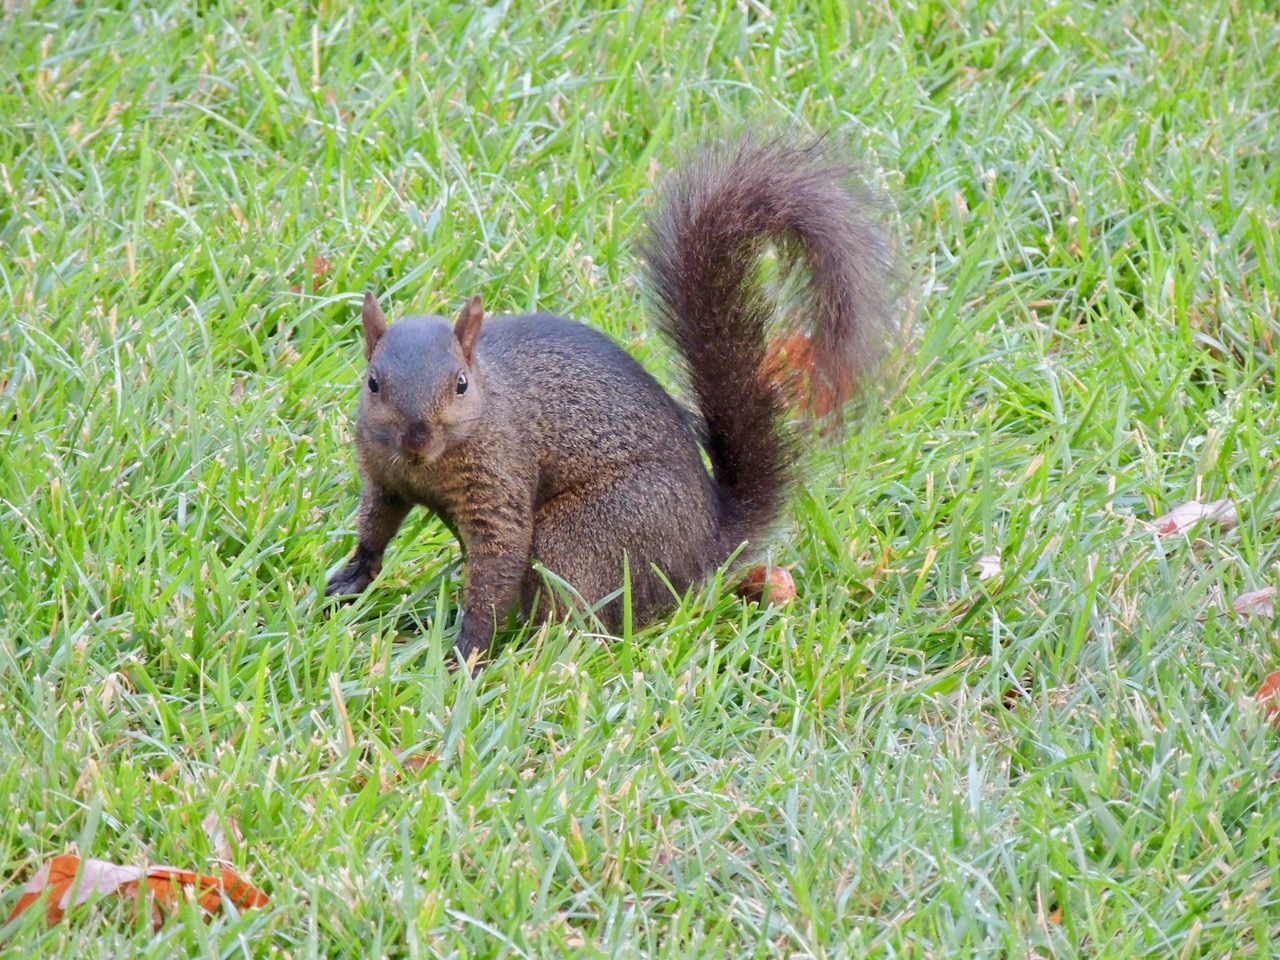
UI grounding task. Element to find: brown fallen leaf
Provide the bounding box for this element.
[400,752,439,773]
[347,747,441,790]
[323,90,355,122]
[764,332,816,389]
[289,253,335,295]
[1233,586,1276,618]
[763,331,849,417]
[1153,498,1237,536]
[311,254,334,290]
[1254,671,1280,724]
[762,327,870,418]
[6,854,268,929]
[736,565,797,605]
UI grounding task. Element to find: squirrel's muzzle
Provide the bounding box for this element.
[398,422,439,463]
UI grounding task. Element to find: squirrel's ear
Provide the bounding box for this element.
[362,292,388,360]
[454,294,484,363]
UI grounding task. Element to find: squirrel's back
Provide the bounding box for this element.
[475,313,712,503]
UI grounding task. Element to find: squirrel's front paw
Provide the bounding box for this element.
[325,556,379,598]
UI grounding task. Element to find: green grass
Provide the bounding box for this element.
[3,0,1280,955]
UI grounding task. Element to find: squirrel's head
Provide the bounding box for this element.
[355,292,485,465]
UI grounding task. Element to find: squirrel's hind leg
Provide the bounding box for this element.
[520,468,718,632]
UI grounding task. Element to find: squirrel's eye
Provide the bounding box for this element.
[367,376,379,394]
[456,372,468,396]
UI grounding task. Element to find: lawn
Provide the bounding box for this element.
[3,0,1280,956]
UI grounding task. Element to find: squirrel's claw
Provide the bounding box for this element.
[324,558,377,598]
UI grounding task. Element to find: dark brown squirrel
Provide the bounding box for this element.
[325,136,896,666]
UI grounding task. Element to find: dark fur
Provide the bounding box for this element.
[641,137,895,549]
[325,136,894,665]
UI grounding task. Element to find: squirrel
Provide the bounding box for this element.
[325,136,896,666]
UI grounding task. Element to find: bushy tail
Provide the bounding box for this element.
[640,135,896,550]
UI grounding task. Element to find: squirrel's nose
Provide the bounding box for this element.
[399,423,433,459]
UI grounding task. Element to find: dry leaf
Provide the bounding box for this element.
[288,254,335,295]
[348,748,441,789]
[762,330,859,417]
[1233,586,1276,618]
[974,553,1002,581]
[764,332,816,384]
[1255,670,1280,724]
[400,752,439,773]
[200,813,243,863]
[6,854,268,929]
[309,254,334,294]
[1153,498,1237,536]
[736,565,797,604]
[323,90,355,122]
[8,856,138,924]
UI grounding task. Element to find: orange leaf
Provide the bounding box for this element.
[764,332,816,380]
[215,868,271,910]
[762,333,817,412]
[1255,670,1280,724]
[6,855,268,929]
[761,331,853,417]
[736,565,797,604]
[289,254,335,295]
[7,854,86,924]
[310,254,334,293]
